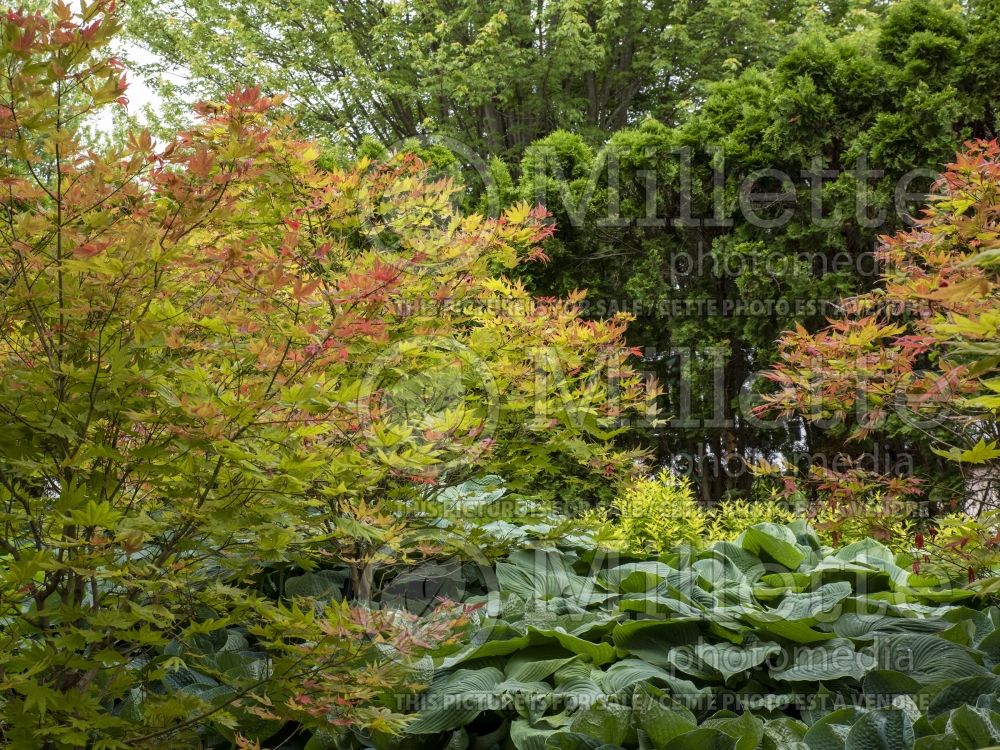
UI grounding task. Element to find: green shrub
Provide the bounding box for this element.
[612,471,705,554]
[706,496,797,542]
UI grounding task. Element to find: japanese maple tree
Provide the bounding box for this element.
[0,3,649,746]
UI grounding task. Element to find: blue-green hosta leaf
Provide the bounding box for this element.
[743,615,838,644]
[762,718,809,750]
[835,539,896,564]
[757,582,853,623]
[525,626,618,666]
[618,594,705,619]
[611,619,702,666]
[741,524,807,570]
[505,646,578,682]
[437,622,530,669]
[495,679,555,696]
[543,732,606,750]
[554,677,604,703]
[597,562,677,593]
[405,667,505,734]
[862,671,922,698]
[845,709,914,750]
[702,712,765,750]
[708,542,766,582]
[497,557,583,601]
[601,658,705,699]
[874,634,986,684]
[632,684,697,745]
[833,614,952,641]
[771,639,876,682]
[809,559,892,592]
[943,606,997,646]
[913,736,966,750]
[835,541,927,590]
[899,586,976,604]
[946,704,1000,749]
[438,476,506,509]
[663,727,738,750]
[926,677,998,720]
[803,707,866,750]
[496,562,567,600]
[554,659,602,686]
[668,641,781,682]
[975,625,1000,666]
[504,549,613,608]
[789,520,823,550]
[692,556,757,608]
[511,720,559,750]
[569,701,634,746]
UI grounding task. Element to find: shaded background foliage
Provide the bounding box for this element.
[126,0,1000,504]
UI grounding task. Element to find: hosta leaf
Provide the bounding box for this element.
[772,640,876,682]
[803,707,866,750]
[845,709,914,750]
[544,732,605,750]
[597,562,677,592]
[707,543,767,590]
[758,582,852,623]
[862,671,922,698]
[611,619,702,666]
[632,684,696,745]
[833,614,951,641]
[619,594,705,619]
[928,677,1000,719]
[505,646,577,682]
[568,701,634,746]
[702,712,764,750]
[601,658,704,699]
[526,626,618,666]
[406,667,505,734]
[663,727,737,750]
[741,524,806,570]
[762,718,809,750]
[668,641,781,682]
[874,634,985,683]
[743,615,837,644]
[438,623,531,669]
[511,720,559,750]
[946,704,1000,749]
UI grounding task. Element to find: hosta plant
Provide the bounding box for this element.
[395,522,1000,750]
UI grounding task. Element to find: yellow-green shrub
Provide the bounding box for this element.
[706,496,796,542]
[612,470,706,554]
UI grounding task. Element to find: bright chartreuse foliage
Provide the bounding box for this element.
[612,470,707,553]
[608,471,799,554]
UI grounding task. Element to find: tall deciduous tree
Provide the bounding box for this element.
[125,0,824,157]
